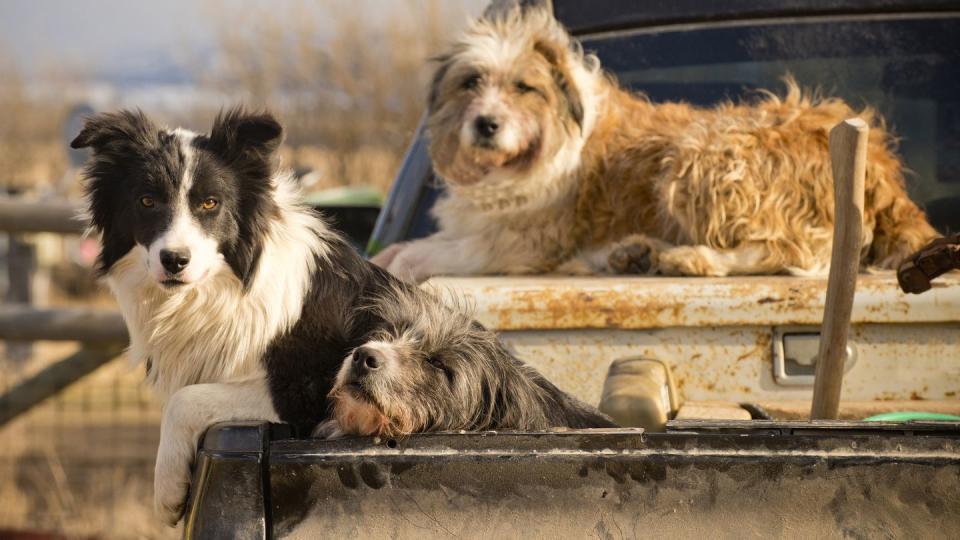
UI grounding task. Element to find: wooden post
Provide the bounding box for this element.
[0,305,128,342]
[810,119,868,420]
[5,233,36,362]
[0,345,123,427]
[0,198,87,234]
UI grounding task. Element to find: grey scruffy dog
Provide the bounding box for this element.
[320,284,617,438]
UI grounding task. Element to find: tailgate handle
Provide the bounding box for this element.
[773,330,857,386]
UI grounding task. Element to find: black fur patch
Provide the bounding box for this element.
[427,56,453,112]
[72,110,182,273]
[261,237,398,427]
[195,108,283,287]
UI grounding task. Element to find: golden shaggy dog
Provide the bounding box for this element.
[372,8,937,281]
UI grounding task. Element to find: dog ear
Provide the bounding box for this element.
[70,109,158,151]
[205,108,283,288]
[207,107,283,163]
[427,56,453,112]
[534,40,584,131]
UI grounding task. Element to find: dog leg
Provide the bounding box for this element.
[311,419,344,439]
[870,197,939,269]
[656,242,783,276]
[374,235,499,282]
[368,243,406,270]
[154,379,279,526]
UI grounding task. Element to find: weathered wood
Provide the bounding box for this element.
[0,305,128,342]
[811,118,868,420]
[5,234,36,362]
[0,198,87,234]
[0,345,123,427]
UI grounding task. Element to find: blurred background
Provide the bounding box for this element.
[0,1,481,537]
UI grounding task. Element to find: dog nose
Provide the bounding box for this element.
[159,248,191,275]
[352,347,381,373]
[474,115,499,138]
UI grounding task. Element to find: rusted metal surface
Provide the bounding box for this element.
[425,275,960,407]
[495,324,960,406]
[426,274,960,330]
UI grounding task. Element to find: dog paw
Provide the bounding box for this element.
[312,419,344,439]
[607,238,658,274]
[369,243,406,269]
[657,246,726,276]
[385,244,434,283]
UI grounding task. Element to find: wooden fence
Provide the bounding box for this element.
[0,197,128,426]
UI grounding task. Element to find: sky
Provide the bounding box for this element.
[0,0,220,79]
[0,0,485,84]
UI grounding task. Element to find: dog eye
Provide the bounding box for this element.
[426,356,454,383]
[201,198,218,210]
[139,196,155,208]
[515,81,536,93]
[461,75,481,90]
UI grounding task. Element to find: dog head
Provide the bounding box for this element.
[328,285,616,437]
[72,107,282,289]
[426,7,597,199]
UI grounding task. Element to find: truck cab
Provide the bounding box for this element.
[368,0,960,419]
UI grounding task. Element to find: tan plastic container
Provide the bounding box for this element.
[599,357,678,432]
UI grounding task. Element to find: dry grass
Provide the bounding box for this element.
[0,1,480,195]
[195,0,478,192]
[0,52,69,193]
[1,346,169,539]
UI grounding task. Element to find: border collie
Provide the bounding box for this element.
[71,108,615,526]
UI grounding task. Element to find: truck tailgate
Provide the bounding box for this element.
[184,422,960,539]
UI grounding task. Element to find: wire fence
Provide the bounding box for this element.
[0,343,172,539]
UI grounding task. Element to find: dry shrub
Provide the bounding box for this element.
[0,50,69,193]
[199,0,479,193]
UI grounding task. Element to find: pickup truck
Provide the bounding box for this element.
[182,1,960,538]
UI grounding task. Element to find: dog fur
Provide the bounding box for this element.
[373,7,938,281]
[72,107,614,526]
[321,284,615,438]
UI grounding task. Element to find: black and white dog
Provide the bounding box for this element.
[72,108,615,526]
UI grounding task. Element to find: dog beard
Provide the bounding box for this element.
[432,129,543,186]
[329,386,414,438]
